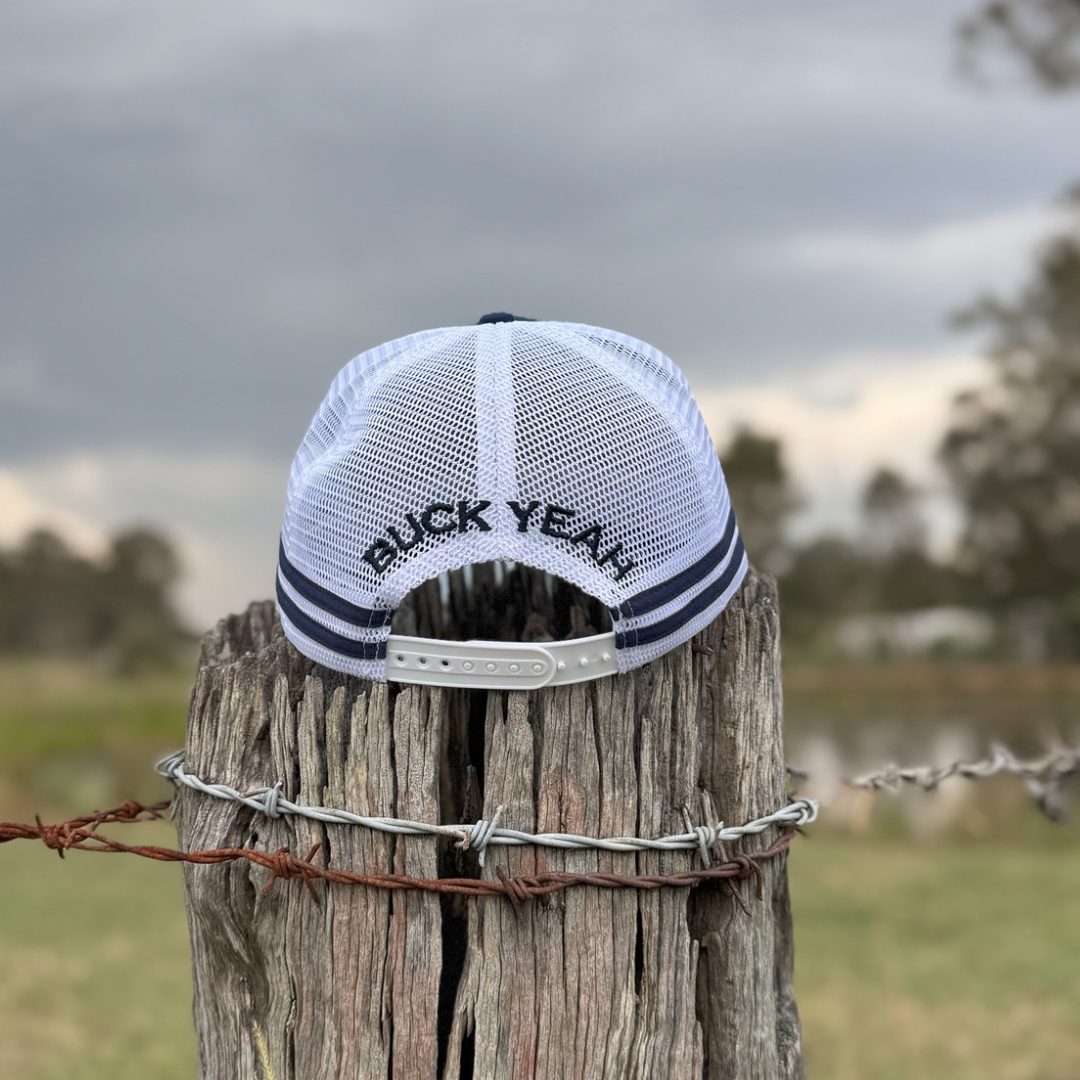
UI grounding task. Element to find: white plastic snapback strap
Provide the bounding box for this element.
[385,631,619,689]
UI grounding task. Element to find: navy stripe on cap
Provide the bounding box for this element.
[612,507,738,621]
[276,578,387,661]
[614,535,746,650]
[278,539,393,628]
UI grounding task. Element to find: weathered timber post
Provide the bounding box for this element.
[175,567,802,1080]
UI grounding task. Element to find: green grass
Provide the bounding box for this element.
[790,834,1080,1080]
[0,660,191,819]
[0,822,196,1080]
[1,658,1078,1078]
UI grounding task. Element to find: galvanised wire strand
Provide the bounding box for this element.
[844,742,1079,790]
[788,742,1080,821]
[155,751,818,868]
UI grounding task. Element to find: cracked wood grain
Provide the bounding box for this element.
[177,568,802,1080]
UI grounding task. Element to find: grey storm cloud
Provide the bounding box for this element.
[2,0,1080,470]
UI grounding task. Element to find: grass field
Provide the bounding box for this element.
[0,823,196,1080]
[1,658,1078,1079]
[793,834,1080,1080]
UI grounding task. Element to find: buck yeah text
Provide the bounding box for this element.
[363,500,636,580]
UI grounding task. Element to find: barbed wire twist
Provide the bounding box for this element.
[155,751,817,868]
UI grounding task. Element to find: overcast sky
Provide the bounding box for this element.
[2,1,1079,627]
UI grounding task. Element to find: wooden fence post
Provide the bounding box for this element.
[175,567,802,1079]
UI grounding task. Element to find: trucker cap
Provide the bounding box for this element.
[276,314,748,690]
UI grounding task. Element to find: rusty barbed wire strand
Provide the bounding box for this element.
[0,800,797,906]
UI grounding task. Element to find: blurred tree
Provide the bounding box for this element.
[780,535,876,647]
[0,525,190,670]
[861,467,927,557]
[719,427,801,575]
[858,467,958,613]
[959,0,1080,89]
[110,528,182,592]
[102,528,187,672]
[954,1,1080,655]
[7,530,101,655]
[938,200,1080,654]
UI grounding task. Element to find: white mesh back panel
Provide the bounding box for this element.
[278,320,747,681]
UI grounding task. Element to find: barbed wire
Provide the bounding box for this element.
[156,740,1078,869]
[5,741,1076,906]
[0,799,797,909]
[788,742,1080,821]
[156,751,817,867]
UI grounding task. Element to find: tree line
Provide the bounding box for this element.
[725,192,1080,658]
[722,1,1080,658]
[0,527,191,670]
